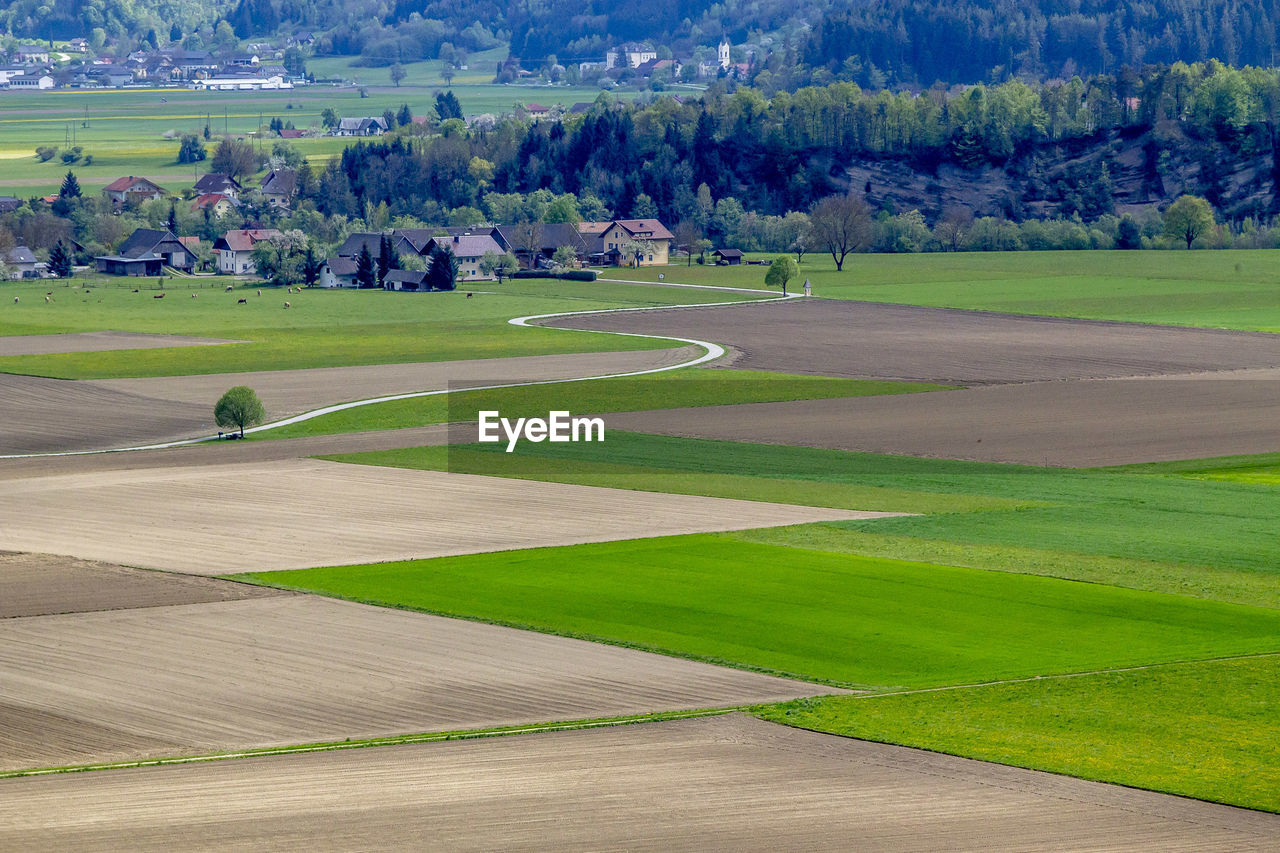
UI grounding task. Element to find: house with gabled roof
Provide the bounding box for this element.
[579,218,674,265]
[102,176,167,207]
[212,228,282,274]
[95,228,193,275]
[336,231,418,260]
[258,169,297,209]
[493,222,590,268]
[191,193,238,218]
[422,232,506,280]
[193,173,242,198]
[332,116,388,137]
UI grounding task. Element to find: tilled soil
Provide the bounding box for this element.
[0,599,838,772]
[1,714,1273,851]
[0,552,285,619]
[545,299,1280,384]
[0,459,893,573]
[603,375,1280,467]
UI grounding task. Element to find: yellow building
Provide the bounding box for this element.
[579,219,674,266]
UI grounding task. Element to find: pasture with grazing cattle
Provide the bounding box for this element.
[3,256,1280,844]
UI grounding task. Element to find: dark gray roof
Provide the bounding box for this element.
[337,232,417,258]
[259,169,297,197]
[493,222,589,254]
[715,248,744,257]
[194,173,240,194]
[116,228,184,259]
[383,269,429,285]
[5,246,36,264]
[324,257,357,276]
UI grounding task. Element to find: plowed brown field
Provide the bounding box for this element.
[2,715,1274,851]
[0,598,837,772]
[0,459,893,573]
[0,331,240,357]
[547,299,1280,383]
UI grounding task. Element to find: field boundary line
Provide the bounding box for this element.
[0,286,798,460]
[851,650,1280,700]
[0,707,740,780]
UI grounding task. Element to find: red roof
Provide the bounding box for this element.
[278,128,305,138]
[103,176,165,194]
[191,192,235,210]
[613,219,675,241]
[214,228,282,252]
[525,103,549,113]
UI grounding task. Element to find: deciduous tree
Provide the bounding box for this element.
[810,194,873,270]
[765,255,799,294]
[1163,195,1215,248]
[214,386,265,438]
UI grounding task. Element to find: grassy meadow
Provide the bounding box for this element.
[0,70,628,195]
[0,277,762,378]
[609,250,1280,331]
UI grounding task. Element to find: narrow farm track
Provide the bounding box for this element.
[2,715,1273,852]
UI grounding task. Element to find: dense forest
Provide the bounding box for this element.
[298,61,1280,229]
[15,0,1280,91]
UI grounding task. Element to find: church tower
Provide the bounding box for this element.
[718,39,730,70]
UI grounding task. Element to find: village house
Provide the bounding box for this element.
[382,269,430,291]
[258,169,298,209]
[102,176,167,207]
[713,248,744,265]
[191,193,238,218]
[493,222,590,268]
[212,228,283,275]
[579,219,674,265]
[4,246,40,278]
[95,228,193,275]
[193,173,242,198]
[0,196,21,213]
[606,42,657,69]
[7,74,54,89]
[331,116,388,137]
[422,232,506,281]
[318,256,358,288]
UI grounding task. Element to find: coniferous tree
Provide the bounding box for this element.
[355,244,377,288]
[59,171,81,199]
[48,240,73,278]
[428,245,459,291]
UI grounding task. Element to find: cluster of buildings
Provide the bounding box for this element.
[575,39,752,83]
[91,209,675,285]
[0,43,307,91]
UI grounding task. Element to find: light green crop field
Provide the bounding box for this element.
[329,433,1280,607]
[758,656,1280,813]
[235,537,1280,690]
[0,278,762,378]
[609,250,1280,331]
[252,370,951,439]
[0,71,630,195]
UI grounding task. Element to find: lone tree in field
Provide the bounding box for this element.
[809,193,873,270]
[214,386,265,438]
[390,62,407,87]
[765,255,799,295]
[1163,195,1215,249]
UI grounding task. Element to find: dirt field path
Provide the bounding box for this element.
[546,298,1280,383]
[0,331,242,357]
[0,459,896,573]
[2,714,1273,851]
[0,598,839,772]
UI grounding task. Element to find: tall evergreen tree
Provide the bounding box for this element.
[59,171,81,199]
[428,245,460,291]
[301,244,322,287]
[355,244,377,288]
[48,240,73,278]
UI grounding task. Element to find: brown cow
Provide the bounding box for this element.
[154,292,166,299]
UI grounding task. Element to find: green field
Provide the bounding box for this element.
[235,536,1280,690]
[252,369,950,439]
[0,74,632,195]
[329,433,1280,607]
[238,533,1280,810]
[759,656,1280,812]
[607,250,1280,331]
[0,278,761,378]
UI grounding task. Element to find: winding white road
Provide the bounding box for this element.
[1,283,796,459]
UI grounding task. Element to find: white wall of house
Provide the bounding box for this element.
[218,248,255,275]
[318,267,354,288]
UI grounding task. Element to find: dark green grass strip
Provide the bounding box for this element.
[234,537,1280,691]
